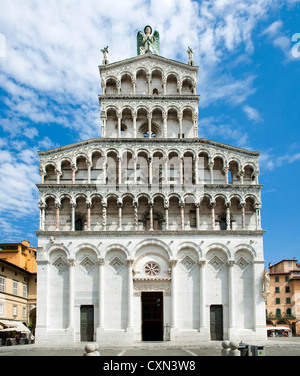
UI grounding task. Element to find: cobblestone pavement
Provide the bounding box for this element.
[0,337,299,356]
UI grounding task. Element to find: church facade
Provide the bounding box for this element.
[35,26,267,344]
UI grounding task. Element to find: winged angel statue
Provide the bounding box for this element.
[137,25,160,55]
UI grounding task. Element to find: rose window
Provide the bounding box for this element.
[144,262,160,276]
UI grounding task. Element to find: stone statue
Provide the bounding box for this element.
[187,46,194,66]
[137,25,160,55]
[262,268,270,293]
[101,46,109,65]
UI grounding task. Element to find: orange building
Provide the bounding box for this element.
[0,241,37,339]
[266,258,300,336]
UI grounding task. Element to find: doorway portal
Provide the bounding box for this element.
[142,292,163,341]
[210,305,223,340]
[80,305,94,341]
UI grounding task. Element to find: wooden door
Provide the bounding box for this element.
[210,305,223,340]
[80,305,94,341]
[142,292,163,341]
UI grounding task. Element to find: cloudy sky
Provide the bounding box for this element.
[0,0,299,265]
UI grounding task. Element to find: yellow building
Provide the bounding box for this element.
[0,241,37,342]
[266,258,300,336]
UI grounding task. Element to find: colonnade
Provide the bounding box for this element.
[44,253,259,336]
[39,194,261,232]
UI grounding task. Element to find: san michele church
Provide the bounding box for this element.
[35,26,267,344]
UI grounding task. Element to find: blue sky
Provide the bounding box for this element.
[0,0,299,266]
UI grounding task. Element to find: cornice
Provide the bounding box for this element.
[98,94,200,101]
[38,138,260,157]
[98,53,199,73]
[36,230,265,237]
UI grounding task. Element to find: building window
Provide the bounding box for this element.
[144,262,160,276]
[13,280,18,295]
[285,286,290,293]
[286,298,291,304]
[0,276,5,292]
[0,302,4,315]
[276,308,281,316]
[13,305,17,317]
[23,284,27,298]
[275,287,280,293]
[276,298,280,304]
[275,276,279,282]
[287,308,291,315]
[285,276,289,282]
[23,307,26,318]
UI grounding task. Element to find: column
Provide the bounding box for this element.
[170,260,178,330]
[208,160,214,184]
[133,157,137,184]
[118,156,122,185]
[210,202,216,230]
[102,156,107,184]
[194,156,199,185]
[87,161,92,184]
[117,112,122,138]
[239,169,244,184]
[55,201,61,231]
[117,202,123,231]
[177,80,182,95]
[71,202,76,231]
[149,202,154,231]
[133,111,137,138]
[39,203,46,231]
[162,77,167,95]
[148,157,153,185]
[227,260,235,333]
[178,112,183,138]
[163,111,168,138]
[240,203,246,230]
[180,202,184,230]
[86,201,91,231]
[116,80,121,94]
[101,112,107,138]
[225,202,231,230]
[133,201,138,231]
[68,259,76,329]
[193,113,198,137]
[179,157,183,185]
[98,258,105,329]
[127,259,134,330]
[255,204,262,230]
[196,203,200,230]
[71,164,77,184]
[102,200,107,231]
[223,166,229,184]
[132,79,136,95]
[164,157,168,185]
[199,260,206,330]
[164,201,169,230]
[40,169,46,184]
[147,113,152,139]
[147,73,151,95]
[55,169,61,184]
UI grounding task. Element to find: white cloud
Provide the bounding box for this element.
[259,149,300,171]
[198,116,249,148]
[261,19,294,61]
[243,105,263,122]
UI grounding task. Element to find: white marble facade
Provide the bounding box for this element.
[35,35,267,344]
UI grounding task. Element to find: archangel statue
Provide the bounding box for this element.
[101,46,109,65]
[262,269,270,293]
[137,25,160,55]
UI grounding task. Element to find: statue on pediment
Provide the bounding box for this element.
[137,25,160,55]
